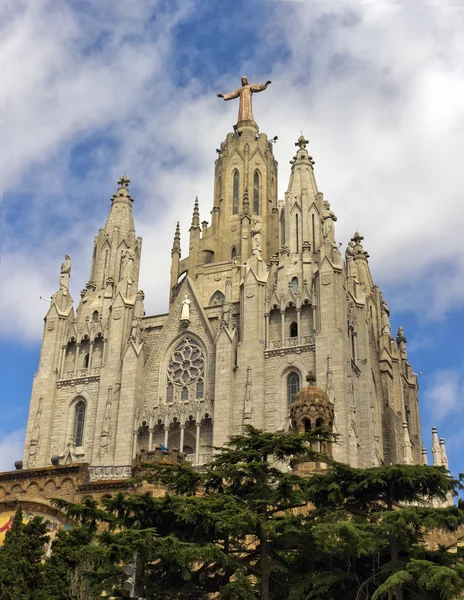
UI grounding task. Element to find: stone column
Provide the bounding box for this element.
[296,308,301,345]
[281,310,285,347]
[179,424,185,452]
[59,345,66,378]
[148,428,154,451]
[88,340,94,370]
[195,422,201,464]
[164,425,169,448]
[73,343,81,377]
[132,431,138,459]
[264,313,269,349]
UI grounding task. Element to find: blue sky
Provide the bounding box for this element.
[1,0,463,480]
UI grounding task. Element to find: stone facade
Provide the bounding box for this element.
[19,115,430,481]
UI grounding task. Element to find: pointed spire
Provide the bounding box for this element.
[431,426,442,466]
[402,421,413,465]
[105,175,135,234]
[172,222,181,255]
[190,197,200,230]
[421,447,428,465]
[242,186,250,216]
[439,437,449,469]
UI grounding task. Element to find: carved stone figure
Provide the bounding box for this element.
[121,247,135,281]
[27,398,43,468]
[100,388,112,458]
[396,326,407,347]
[250,216,262,256]
[345,241,357,279]
[181,295,191,321]
[322,200,337,242]
[59,254,71,292]
[244,366,253,424]
[381,299,391,334]
[217,76,272,123]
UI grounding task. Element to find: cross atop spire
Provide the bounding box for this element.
[295,135,309,150]
[118,174,131,189]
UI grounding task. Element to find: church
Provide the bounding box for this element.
[11,78,451,498]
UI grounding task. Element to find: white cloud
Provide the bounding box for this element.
[423,369,463,422]
[0,430,25,472]
[2,1,464,342]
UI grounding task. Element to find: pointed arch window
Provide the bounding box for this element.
[291,277,298,294]
[287,372,300,406]
[181,387,189,402]
[74,401,86,447]
[253,170,260,214]
[231,246,237,261]
[290,321,298,338]
[196,379,204,399]
[232,170,239,215]
[280,210,285,245]
[92,310,99,323]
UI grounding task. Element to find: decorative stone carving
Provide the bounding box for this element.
[381,299,391,334]
[168,337,205,385]
[99,387,113,458]
[322,199,337,242]
[181,295,191,321]
[250,216,262,256]
[59,254,71,293]
[88,465,132,482]
[243,366,253,424]
[27,398,43,468]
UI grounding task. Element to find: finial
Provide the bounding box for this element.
[172,221,181,254]
[190,197,200,229]
[295,135,309,150]
[421,447,428,465]
[306,371,316,386]
[439,437,449,468]
[242,186,250,216]
[118,174,131,188]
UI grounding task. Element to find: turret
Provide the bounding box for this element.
[431,426,442,466]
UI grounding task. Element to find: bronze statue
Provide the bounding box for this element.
[217,76,271,123]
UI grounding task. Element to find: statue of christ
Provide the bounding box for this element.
[217,76,271,123]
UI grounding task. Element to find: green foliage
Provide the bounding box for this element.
[2,429,463,600]
[0,506,49,600]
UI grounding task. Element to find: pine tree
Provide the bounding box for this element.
[0,506,49,600]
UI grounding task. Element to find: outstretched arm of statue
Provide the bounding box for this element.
[220,88,241,101]
[250,80,272,93]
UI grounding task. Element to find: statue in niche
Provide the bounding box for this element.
[217,76,272,123]
[250,216,262,256]
[181,295,191,321]
[322,200,337,243]
[121,247,135,281]
[59,254,72,293]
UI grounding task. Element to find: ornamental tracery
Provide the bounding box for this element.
[168,337,205,385]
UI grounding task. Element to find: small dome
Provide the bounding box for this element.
[290,373,334,432]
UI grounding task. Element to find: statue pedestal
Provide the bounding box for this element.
[235,119,259,133]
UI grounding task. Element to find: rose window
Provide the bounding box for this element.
[168,338,205,385]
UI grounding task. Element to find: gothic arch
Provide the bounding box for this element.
[232,169,240,215]
[253,169,260,214]
[209,290,225,306]
[275,364,306,430]
[64,392,91,454]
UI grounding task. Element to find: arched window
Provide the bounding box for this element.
[287,372,300,406]
[290,322,298,338]
[304,420,312,433]
[83,354,90,368]
[196,379,204,399]
[92,310,99,323]
[209,290,225,306]
[166,382,173,403]
[280,210,285,245]
[74,401,86,447]
[181,387,189,402]
[253,170,260,214]
[232,170,239,215]
[291,277,298,294]
[231,246,237,260]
